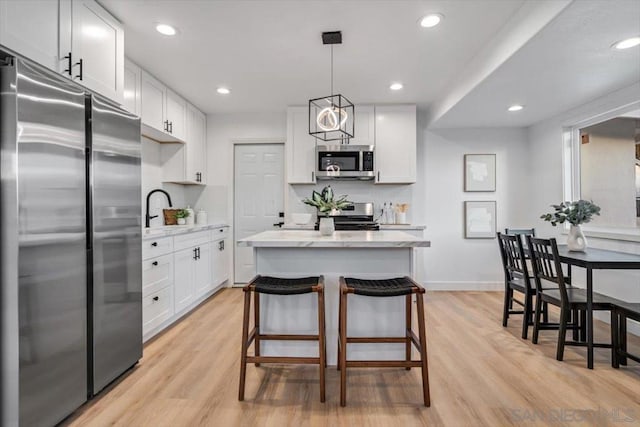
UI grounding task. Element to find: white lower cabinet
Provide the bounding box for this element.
[142,226,230,341]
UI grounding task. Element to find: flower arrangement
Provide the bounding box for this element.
[175,209,190,219]
[540,200,601,226]
[303,186,351,214]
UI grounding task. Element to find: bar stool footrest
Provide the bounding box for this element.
[346,360,424,368]
[247,356,321,365]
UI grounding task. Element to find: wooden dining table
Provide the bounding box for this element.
[557,245,640,369]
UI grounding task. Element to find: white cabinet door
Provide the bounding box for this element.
[286,106,317,184]
[0,0,60,71]
[211,238,230,287]
[141,71,166,133]
[194,243,212,297]
[186,104,207,184]
[375,105,417,184]
[165,89,186,142]
[71,0,124,103]
[123,58,141,115]
[350,104,375,146]
[174,247,196,313]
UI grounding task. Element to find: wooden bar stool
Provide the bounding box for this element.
[238,275,326,402]
[338,276,430,407]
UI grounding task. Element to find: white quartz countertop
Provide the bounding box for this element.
[143,221,229,239]
[281,223,426,230]
[238,230,431,248]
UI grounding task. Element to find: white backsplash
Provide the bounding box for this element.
[288,181,414,224]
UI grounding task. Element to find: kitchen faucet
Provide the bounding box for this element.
[145,189,173,228]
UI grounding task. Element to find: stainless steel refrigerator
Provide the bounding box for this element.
[0,54,142,426]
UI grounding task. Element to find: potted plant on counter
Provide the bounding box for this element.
[541,200,600,251]
[175,208,190,226]
[303,186,351,235]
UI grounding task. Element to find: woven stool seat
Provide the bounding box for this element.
[252,276,320,295]
[344,277,415,297]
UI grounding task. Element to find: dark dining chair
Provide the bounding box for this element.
[614,303,640,368]
[497,232,536,339]
[526,236,618,366]
[504,228,536,237]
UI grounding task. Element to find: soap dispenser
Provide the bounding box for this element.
[185,205,195,226]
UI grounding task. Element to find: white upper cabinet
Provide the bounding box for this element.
[374,105,417,184]
[349,104,375,146]
[165,89,187,142]
[0,0,124,103]
[286,106,317,184]
[70,0,124,103]
[0,0,60,71]
[162,102,207,185]
[140,70,166,134]
[123,59,141,115]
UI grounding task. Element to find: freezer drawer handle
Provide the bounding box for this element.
[152,261,158,266]
[151,241,158,247]
[152,296,159,302]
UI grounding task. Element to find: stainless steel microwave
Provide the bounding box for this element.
[316,145,375,180]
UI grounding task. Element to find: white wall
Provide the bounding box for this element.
[420,127,530,290]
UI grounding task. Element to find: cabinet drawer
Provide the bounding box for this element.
[174,230,210,252]
[143,254,173,296]
[142,236,173,260]
[143,286,173,335]
[210,226,229,241]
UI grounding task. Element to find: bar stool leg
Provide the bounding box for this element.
[415,291,431,407]
[611,310,619,369]
[318,287,326,402]
[405,294,412,370]
[339,289,348,407]
[337,288,342,371]
[620,313,628,366]
[254,291,261,367]
[238,289,252,401]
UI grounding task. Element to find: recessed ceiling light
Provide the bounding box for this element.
[612,36,640,50]
[217,87,230,95]
[508,104,524,112]
[390,82,403,91]
[419,14,443,28]
[156,24,176,36]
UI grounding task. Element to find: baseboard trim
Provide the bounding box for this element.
[424,281,503,291]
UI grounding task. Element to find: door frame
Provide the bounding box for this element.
[232,138,286,286]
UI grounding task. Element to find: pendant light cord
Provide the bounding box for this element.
[330,44,334,97]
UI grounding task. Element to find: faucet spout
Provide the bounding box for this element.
[145,189,173,228]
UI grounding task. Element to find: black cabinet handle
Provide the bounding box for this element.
[311,171,315,181]
[164,120,169,132]
[152,296,159,301]
[169,121,173,133]
[74,58,83,81]
[193,247,198,260]
[197,247,201,259]
[152,261,158,266]
[151,242,158,247]
[377,171,380,181]
[221,240,225,250]
[63,52,73,76]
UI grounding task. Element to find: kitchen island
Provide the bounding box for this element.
[238,230,430,365]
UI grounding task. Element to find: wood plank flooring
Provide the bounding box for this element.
[64,290,640,426]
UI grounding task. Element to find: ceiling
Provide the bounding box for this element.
[101,0,640,128]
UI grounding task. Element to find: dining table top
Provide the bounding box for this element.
[556,245,640,269]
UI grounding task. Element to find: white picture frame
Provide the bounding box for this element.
[465,201,497,239]
[464,154,496,192]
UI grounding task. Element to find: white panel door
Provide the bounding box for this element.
[0,0,60,71]
[123,59,141,115]
[375,104,417,184]
[186,103,206,183]
[234,144,284,283]
[140,71,166,132]
[166,89,186,141]
[194,243,211,297]
[71,0,124,103]
[174,247,195,313]
[286,106,316,184]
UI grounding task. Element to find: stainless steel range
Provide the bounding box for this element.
[314,202,379,230]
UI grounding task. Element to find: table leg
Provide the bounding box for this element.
[587,267,594,369]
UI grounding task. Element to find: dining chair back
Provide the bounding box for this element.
[526,236,569,308]
[498,233,529,282]
[504,228,536,237]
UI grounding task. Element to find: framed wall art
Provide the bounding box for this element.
[465,201,496,239]
[464,154,496,192]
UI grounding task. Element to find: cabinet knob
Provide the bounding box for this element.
[152,261,158,266]
[151,242,158,247]
[152,296,159,302]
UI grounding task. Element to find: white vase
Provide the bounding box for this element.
[177,218,186,225]
[319,217,335,236]
[567,224,587,252]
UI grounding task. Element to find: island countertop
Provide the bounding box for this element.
[237,230,430,248]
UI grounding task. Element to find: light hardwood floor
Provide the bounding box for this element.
[64,289,640,426]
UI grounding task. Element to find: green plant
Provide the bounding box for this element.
[540,200,601,226]
[175,209,190,219]
[303,186,351,214]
